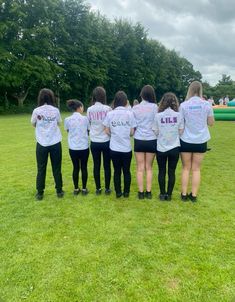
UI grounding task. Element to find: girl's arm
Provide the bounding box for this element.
[104,127,111,135]
[207,116,214,126]
[31,110,37,127]
[179,128,184,136]
[130,128,135,136]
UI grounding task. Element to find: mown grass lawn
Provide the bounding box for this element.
[0,114,234,302]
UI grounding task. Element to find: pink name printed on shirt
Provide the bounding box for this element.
[161,117,177,124]
[88,111,108,121]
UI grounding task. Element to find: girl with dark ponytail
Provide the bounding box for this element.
[64,100,90,195]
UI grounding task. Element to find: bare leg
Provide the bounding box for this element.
[135,152,145,192]
[191,153,205,196]
[145,152,155,192]
[181,152,192,195]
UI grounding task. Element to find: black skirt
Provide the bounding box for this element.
[134,139,157,153]
[180,140,207,153]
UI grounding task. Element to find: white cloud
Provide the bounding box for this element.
[88,0,235,85]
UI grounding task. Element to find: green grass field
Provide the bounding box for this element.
[0,114,234,302]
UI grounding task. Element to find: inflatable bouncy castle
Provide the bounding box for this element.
[213,101,235,120]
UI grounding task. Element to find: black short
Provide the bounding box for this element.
[134,139,157,153]
[180,140,207,153]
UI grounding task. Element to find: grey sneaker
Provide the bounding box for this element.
[82,188,89,195]
[57,191,64,198]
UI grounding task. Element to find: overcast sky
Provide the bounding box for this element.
[88,0,235,85]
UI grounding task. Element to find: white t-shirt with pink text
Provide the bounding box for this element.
[180,96,214,144]
[87,102,112,142]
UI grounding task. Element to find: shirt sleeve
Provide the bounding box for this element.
[102,114,110,128]
[155,104,158,112]
[207,103,214,117]
[178,112,184,129]
[152,113,159,132]
[87,108,91,122]
[57,109,62,124]
[31,109,37,125]
[64,118,68,131]
[130,112,137,128]
[86,117,90,130]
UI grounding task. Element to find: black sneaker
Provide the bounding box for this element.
[159,194,166,201]
[165,194,172,201]
[181,193,188,201]
[105,188,112,195]
[145,191,152,199]
[138,192,145,200]
[36,192,44,201]
[123,192,129,198]
[189,193,197,202]
[57,190,64,198]
[116,192,122,198]
[73,188,81,196]
[96,188,102,195]
[82,188,89,195]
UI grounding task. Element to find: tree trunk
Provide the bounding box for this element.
[15,88,30,107]
[4,92,9,110]
[18,98,24,107]
[56,91,60,108]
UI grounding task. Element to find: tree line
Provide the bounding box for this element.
[0,0,208,112]
[203,74,235,102]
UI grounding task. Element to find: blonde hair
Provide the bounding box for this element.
[185,81,203,100]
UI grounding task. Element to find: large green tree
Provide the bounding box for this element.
[0,0,202,110]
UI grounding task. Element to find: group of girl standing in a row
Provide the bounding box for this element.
[31,81,214,202]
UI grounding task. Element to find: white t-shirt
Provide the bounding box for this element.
[153,108,184,152]
[132,100,158,140]
[180,96,214,144]
[31,104,62,147]
[103,106,137,152]
[64,112,89,150]
[87,102,112,143]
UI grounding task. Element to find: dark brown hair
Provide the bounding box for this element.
[92,86,106,104]
[113,91,128,108]
[158,92,179,112]
[140,85,156,103]
[38,88,57,107]
[67,99,83,111]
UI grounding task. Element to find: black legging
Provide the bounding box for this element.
[69,148,89,189]
[90,141,111,190]
[156,147,179,195]
[110,150,132,194]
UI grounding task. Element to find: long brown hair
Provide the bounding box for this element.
[158,92,179,112]
[140,85,156,103]
[185,81,203,100]
[38,88,57,107]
